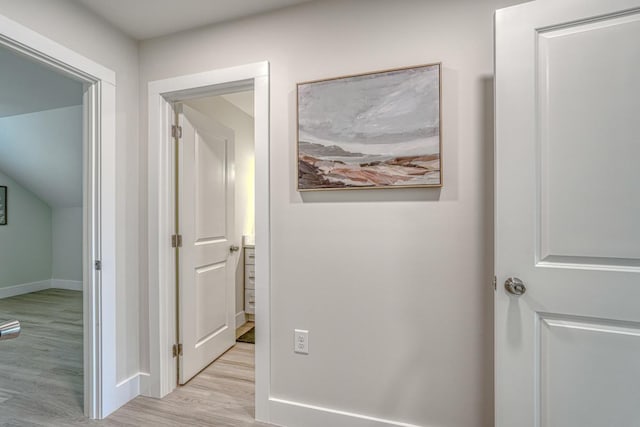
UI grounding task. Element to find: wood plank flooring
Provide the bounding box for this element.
[0,290,269,427]
[0,289,84,427]
[107,343,270,427]
[235,321,254,339]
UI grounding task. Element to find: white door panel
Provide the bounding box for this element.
[195,262,228,342]
[495,1,640,425]
[540,315,640,427]
[538,13,640,265]
[195,132,227,241]
[178,104,236,384]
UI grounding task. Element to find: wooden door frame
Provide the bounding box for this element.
[0,14,119,419]
[146,62,271,421]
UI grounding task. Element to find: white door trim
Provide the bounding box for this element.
[0,14,118,419]
[146,61,271,421]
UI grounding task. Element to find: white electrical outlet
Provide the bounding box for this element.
[294,329,309,354]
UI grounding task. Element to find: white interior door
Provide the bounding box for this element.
[495,1,640,425]
[177,103,236,384]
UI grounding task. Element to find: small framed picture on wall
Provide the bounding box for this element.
[0,186,6,225]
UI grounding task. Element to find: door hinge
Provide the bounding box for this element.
[172,343,183,357]
[171,234,183,248]
[171,124,182,139]
[95,260,102,271]
[493,275,497,291]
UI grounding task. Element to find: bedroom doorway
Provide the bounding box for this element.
[0,43,85,424]
[0,12,118,419]
[146,62,270,422]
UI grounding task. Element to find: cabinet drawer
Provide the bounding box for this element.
[244,248,255,265]
[245,274,255,290]
[245,290,255,314]
[245,264,255,281]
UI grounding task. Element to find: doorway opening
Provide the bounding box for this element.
[173,92,256,387]
[0,12,118,420]
[146,62,270,422]
[0,44,85,422]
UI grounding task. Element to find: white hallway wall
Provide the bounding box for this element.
[139,0,524,425]
[0,0,141,383]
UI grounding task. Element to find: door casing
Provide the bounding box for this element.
[0,13,118,419]
[146,62,270,421]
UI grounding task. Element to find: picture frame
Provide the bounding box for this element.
[297,63,442,191]
[0,186,6,225]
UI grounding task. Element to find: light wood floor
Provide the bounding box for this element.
[236,321,254,339]
[0,290,269,427]
[0,289,84,426]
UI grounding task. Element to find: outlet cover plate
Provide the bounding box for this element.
[294,329,309,354]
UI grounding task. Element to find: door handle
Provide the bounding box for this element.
[0,320,20,341]
[229,245,240,253]
[504,277,526,296]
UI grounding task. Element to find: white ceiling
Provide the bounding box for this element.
[222,91,254,117]
[74,0,314,40]
[0,46,83,119]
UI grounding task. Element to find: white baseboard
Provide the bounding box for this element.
[269,398,423,427]
[0,279,84,299]
[0,280,51,299]
[51,279,83,291]
[236,311,246,328]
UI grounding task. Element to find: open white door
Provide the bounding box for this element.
[495,1,640,425]
[177,104,236,384]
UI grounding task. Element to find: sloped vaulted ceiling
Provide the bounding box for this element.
[0,46,83,208]
[0,47,83,119]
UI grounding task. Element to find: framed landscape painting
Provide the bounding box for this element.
[297,63,442,191]
[0,186,6,225]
